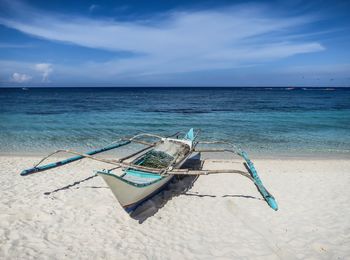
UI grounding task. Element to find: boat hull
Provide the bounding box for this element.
[97,171,173,213]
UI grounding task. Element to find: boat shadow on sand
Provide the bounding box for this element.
[130,179,262,224]
[43,156,201,223]
[129,157,201,223]
[129,155,262,224]
[43,174,101,196]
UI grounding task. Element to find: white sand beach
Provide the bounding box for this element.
[1,156,350,259]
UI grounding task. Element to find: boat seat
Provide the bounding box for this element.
[122,169,162,184]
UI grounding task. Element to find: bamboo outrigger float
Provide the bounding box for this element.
[21,129,278,212]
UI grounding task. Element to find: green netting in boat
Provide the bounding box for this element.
[137,150,174,169]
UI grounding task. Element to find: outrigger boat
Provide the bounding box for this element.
[21,129,278,212]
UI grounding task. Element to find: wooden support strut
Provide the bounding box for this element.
[22,148,250,178]
[21,146,165,175]
[20,132,180,176]
[121,138,155,147]
[194,147,278,211]
[20,140,131,176]
[166,168,253,180]
[195,147,278,210]
[118,145,154,163]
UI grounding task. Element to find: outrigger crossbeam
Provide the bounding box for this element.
[20,132,179,176]
[193,146,278,211]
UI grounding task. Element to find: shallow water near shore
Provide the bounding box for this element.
[0,87,349,157]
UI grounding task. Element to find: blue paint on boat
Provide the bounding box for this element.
[184,128,195,141]
[124,169,162,179]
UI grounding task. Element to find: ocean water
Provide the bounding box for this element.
[0,87,349,157]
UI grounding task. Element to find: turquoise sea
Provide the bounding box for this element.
[0,87,349,157]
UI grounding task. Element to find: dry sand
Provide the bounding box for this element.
[1,155,350,259]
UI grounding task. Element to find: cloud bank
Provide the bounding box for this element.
[10,72,32,83]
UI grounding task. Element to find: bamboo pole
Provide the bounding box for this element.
[195,147,278,211]
[118,145,154,162]
[194,148,240,156]
[166,169,252,180]
[20,140,131,176]
[29,149,166,174]
[20,131,180,176]
[121,138,155,147]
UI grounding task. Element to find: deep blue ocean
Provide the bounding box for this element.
[0,87,349,157]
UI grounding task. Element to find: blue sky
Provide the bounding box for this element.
[0,0,349,86]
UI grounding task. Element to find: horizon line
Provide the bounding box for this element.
[0,86,348,89]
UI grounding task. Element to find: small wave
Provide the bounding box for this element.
[26,110,69,115]
[210,108,238,112]
[302,88,336,91]
[142,108,210,114]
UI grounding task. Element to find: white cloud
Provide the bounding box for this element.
[35,63,53,82]
[89,4,99,13]
[0,1,326,80]
[10,72,32,83]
